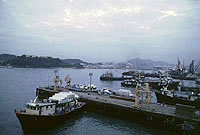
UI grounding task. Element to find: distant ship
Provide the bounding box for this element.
[155,87,200,109]
[121,78,179,90]
[100,71,132,81]
[15,91,85,132]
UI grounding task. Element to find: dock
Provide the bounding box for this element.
[36,87,200,134]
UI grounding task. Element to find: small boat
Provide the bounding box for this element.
[15,91,85,132]
[155,87,200,109]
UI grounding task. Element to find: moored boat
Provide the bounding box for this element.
[121,77,179,90]
[15,91,85,132]
[155,87,200,109]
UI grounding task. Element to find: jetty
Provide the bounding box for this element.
[36,86,200,135]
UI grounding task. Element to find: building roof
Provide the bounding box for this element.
[26,102,56,107]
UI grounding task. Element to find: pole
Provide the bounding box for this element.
[89,73,93,94]
[90,76,91,92]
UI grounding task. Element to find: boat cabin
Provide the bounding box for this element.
[26,102,56,116]
[25,91,80,116]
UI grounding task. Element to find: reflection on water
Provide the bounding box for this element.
[23,112,171,135]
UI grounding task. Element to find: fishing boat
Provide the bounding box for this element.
[155,87,200,109]
[100,71,133,81]
[100,72,124,81]
[15,91,85,132]
[121,77,179,90]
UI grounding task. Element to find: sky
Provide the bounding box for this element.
[0,0,200,64]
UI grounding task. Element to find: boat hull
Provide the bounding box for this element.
[121,81,179,90]
[15,103,86,132]
[155,91,200,109]
[100,76,124,81]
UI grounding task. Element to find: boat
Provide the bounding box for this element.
[122,71,161,78]
[100,71,133,81]
[155,87,200,109]
[121,77,179,90]
[15,91,86,132]
[100,72,124,81]
[196,78,200,84]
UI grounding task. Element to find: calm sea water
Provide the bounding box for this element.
[0,68,193,135]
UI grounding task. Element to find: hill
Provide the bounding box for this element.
[62,59,88,64]
[127,58,174,67]
[0,54,16,62]
[2,55,76,68]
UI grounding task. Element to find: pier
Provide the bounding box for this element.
[37,87,200,134]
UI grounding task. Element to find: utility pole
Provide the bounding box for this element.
[89,73,93,94]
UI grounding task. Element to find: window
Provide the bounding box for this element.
[26,105,29,109]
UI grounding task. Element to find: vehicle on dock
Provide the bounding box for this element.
[15,91,86,132]
[155,87,200,109]
[113,89,135,97]
[71,84,97,92]
[98,88,113,95]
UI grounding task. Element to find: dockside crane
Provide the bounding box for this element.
[189,60,200,74]
[134,83,152,109]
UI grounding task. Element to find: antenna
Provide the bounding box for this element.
[54,69,58,76]
[48,74,49,87]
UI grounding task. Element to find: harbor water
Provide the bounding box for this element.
[0,68,196,135]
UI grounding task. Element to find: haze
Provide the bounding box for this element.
[0,0,200,64]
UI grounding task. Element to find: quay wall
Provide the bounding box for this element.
[81,98,200,135]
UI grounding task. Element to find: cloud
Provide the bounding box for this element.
[80,10,106,17]
[1,0,200,63]
[158,10,177,20]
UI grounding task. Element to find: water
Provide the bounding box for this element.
[0,68,184,135]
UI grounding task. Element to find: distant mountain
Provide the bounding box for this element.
[127,58,174,67]
[62,59,88,64]
[0,54,16,62]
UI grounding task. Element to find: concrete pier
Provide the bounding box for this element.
[37,87,200,134]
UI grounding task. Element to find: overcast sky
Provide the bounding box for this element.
[0,0,200,64]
